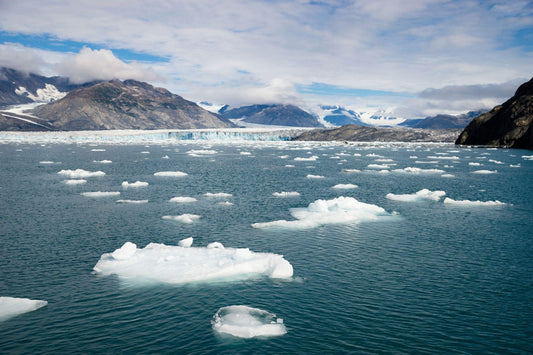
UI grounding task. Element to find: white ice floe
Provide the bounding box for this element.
[332,184,358,189]
[471,170,497,174]
[218,201,234,206]
[522,155,533,160]
[468,162,482,166]
[93,241,293,283]
[273,191,301,198]
[93,160,112,164]
[63,179,87,185]
[58,169,105,178]
[488,159,504,164]
[386,189,446,202]
[122,181,149,188]
[169,196,197,203]
[392,167,445,174]
[116,199,148,204]
[91,149,106,152]
[0,297,48,321]
[81,191,120,198]
[252,196,393,229]
[187,149,217,156]
[178,237,193,248]
[443,198,507,207]
[162,214,201,224]
[294,156,318,161]
[154,171,188,177]
[39,161,58,164]
[306,174,324,179]
[367,164,392,169]
[204,192,233,198]
[427,155,460,160]
[212,305,286,339]
[342,169,361,173]
[441,174,455,178]
[240,151,252,155]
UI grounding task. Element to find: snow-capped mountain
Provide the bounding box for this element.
[312,105,406,127]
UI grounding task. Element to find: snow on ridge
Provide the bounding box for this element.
[15,84,67,103]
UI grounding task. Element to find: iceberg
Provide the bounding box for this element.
[81,191,120,198]
[0,297,47,321]
[122,181,148,188]
[58,169,105,178]
[332,184,358,189]
[93,241,293,284]
[252,196,393,229]
[443,198,507,207]
[386,189,446,202]
[212,305,287,339]
[154,171,188,177]
[169,196,197,203]
[63,179,87,185]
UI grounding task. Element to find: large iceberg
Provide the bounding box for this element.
[93,240,293,284]
[0,296,48,321]
[252,196,393,229]
[212,305,287,339]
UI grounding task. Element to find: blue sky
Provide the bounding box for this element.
[0,0,532,118]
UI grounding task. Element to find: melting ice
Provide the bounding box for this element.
[0,297,47,321]
[212,305,287,339]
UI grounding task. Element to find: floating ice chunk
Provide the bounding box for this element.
[375,158,394,162]
[332,184,358,189]
[116,199,148,204]
[294,156,318,161]
[140,151,150,154]
[443,198,507,207]
[0,297,48,321]
[469,162,482,166]
[386,189,446,202]
[218,201,234,206]
[306,174,324,179]
[368,164,394,169]
[63,179,87,185]
[162,214,201,224]
[58,169,105,178]
[273,191,300,198]
[212,305,287,339]
[522,155,533,160]
[93,160,112,164]
[207,242,224,249]
[441,174,455,178]
[162,155,169,159]
[122,181,148,188]
[285,164,295,168]
[342,169,361,173]
[154,171,188,177]
[392,167,445,174]
[81,191,120,198]
[240,151,252,155]
[91,148,105,152]
[510,164,520,168]
[488,159,504,164]
[39,161,58,164]
[252,196,392,229]
[471,170,497,174]
[178,237,193,248]
[187,149,217,156]
[204,192,233,198]
[93,241,293,283]
[427,155,460,160]
[169,196,197,203]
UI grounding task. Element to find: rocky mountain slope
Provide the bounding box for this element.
[220,104,322,127]
[30,79,236,130]
[292,124,461,142]
[402,110,484,129]
[456,78,532,149]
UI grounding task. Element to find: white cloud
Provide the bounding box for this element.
[56,47,162,84]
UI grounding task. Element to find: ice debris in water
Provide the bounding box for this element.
[162,214,201,224]
[273,191,300,198]
[58,169,105,178]
[81,191,120,198]
[252,196,393,229]
[154,171,188,177]
[169,196,197,203]
[178,237,193,248]
[122,181,148,188]
[306,174,324,179]
[0,297,48,321]
[332,183,358,190]
[386,189,446,202]
[63,179,87,185]
[471,170,497,174]
[443,198,507,207]
[212,305,287,339]
[204,192,233,198]
[392,167,445,175]
[93,241,293,284]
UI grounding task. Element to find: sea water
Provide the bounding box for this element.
[0,140,532,353]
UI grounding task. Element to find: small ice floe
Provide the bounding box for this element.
[63,179,87,185]
[187,149,217,157]
[332,184,358,190]
[522,155,533,160]
[58,169,105,178]
[392,167,445,175]
[386,189,446,202]
[122,181,148,188]
[342,169,361,173]
[252,196,394,229]
[39,161,59,164]
[443,198,507,207]
[273,191,300,198]
[471,170,497,174]
[81,191,120,198]
[93,160,112,164]
[169,196,197,203]
[212,305,287,339]
[294,156,318,161]
[468,162,482,166]
[154,171,188,177]
[91,148,106,152]
[306,174,324,179]
[0,297,48,321]
[204,192,233,198]
[93,241,293,284]
[178,237,193,248]
[218,201,234,206]
[116,199,148,204]
[162,214,201,224]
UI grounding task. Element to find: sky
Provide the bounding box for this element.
[0,0,532,118]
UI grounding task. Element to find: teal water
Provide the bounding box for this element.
[0,142,532,354]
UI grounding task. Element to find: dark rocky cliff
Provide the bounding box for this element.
[30,80,236,130]
[456,78,533,149]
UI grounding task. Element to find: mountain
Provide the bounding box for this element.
[456,78,533,149]
[292,124,461,142]
[0,67,92,107]
[29,79,236,130]
[314,105,406,127]
[220,104,322,127]
[401,110,485,129]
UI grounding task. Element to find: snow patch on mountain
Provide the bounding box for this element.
[15,84,67,103]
